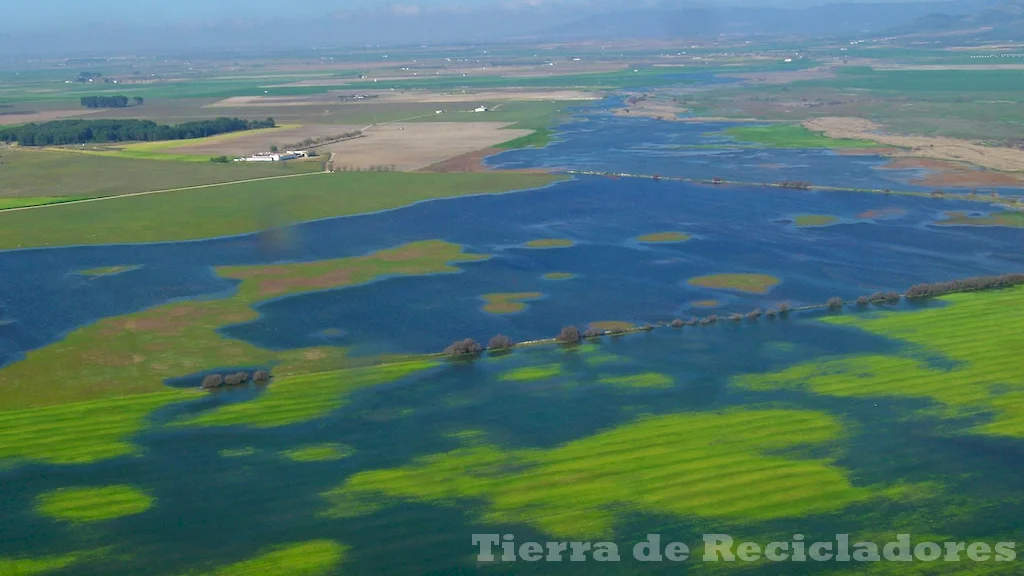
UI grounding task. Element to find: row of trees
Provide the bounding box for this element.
[1,117,275,147]
[201,370,270,389]
[439,274,1024,358]
[80,95,142,109]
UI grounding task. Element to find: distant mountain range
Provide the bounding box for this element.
[0,0,1014,57]
[540,0,1001,40]
[889,0,1024,37]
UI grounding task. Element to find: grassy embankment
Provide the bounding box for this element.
[0,241,482,464]
[735,286,1024,437]
[0,171,564,249]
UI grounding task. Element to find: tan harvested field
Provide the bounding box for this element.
[324,122,531,172]
[164,124,362,156]
[804,116,1024,172]
[0,109,96,126]
[208,89,600,108]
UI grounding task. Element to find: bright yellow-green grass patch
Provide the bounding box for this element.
[480,292,543,314]
[191,540,347,576]
[328,408,870,539]
[220,240,490,302]
[178,360,439,429]
[523,238,574,248]
[588,320,636,332]
[636,231,692,243]
[794,214,839,227]
[0,391,196,465]
[688,273,780,294]
[598,372,674,388]
[500,363,563,382]
[0,553,82,575]
[37,485,153,524]
[0,171,564,250]
[77,265,141,277]
[282,443,354,462]
[542,272,576,280]
[734,287,1024,437]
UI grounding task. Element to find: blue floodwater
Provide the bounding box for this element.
[0,103,1022,363]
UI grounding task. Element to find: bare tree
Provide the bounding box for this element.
[488,335,514,350]
[827,297,844,309]
[444,339,484,356]
[556,326,582,343]
[201,374,224,389]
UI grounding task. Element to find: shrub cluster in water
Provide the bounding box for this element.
[201,370,269,389]
[905,274,1024,299]
[444,339,484,357]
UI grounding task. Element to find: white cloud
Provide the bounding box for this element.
[388,3,424,16]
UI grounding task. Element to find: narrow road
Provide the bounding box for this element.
[0,171,328,213]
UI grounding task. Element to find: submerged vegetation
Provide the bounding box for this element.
[688,273,780,294]
[523,238,575,248]
[479,292,543,315]
[636,231,692,243]
[722,124,880,149]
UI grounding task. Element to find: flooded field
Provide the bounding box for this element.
[1,97,1022,575]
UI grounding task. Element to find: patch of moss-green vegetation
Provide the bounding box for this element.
[0,241,483,410]
[0,391,195,465]
[935,211,1024,228]
[734,287,1024,437]
[37,485,153,524]
[636,231,692,243]
[0,197,91,210]
[220,240,489,302]
[588,320,636,332]
[500,363,563,382]
[77,265,142,277]
[0,553,83,575]
[794,214,839,227]
[523,238,574,248]
[282,443,354,462]
[194,540,347,576]
[688,273,781,294]
[328,409,869,539]
[179,361,439,429]
[598,372,674,388]
[0,171,565,250]
[479,292,544,315]
[722,124,879,149]
[542,272,576,280]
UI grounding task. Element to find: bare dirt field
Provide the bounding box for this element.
[324,122,531,172]
[207,89,600,108]
[0,109,96,126]
[804,116,1024,172]
[871,64,1024,71]
[164,125,362,156]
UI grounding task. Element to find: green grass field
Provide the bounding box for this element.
[723,124,880,149]
[194,540,347,576]
[329,408,870,539]
[734,286,1024,437]
[0,171,563,249]
[0,149,321,199]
